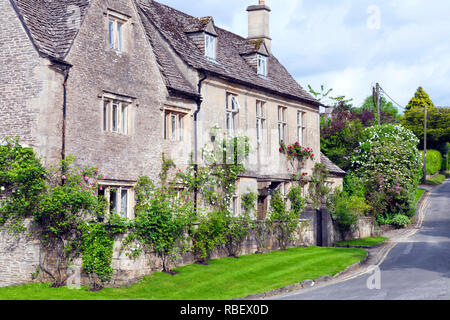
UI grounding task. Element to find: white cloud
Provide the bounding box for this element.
[158,0,450,107]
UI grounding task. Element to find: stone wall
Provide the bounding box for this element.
[0,210,374,288]
[0,220,41,287]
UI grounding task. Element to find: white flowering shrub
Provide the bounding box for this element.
[352,124,422,218]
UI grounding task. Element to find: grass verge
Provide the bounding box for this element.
[415,188,425,203]
[425,174,446,185]
[0,246,366,300]
[335,236,388,248]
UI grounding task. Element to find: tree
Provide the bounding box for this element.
[320,109,365,171]
[405,87,435,111]
[356,95,400,124]
[402,87,449,150]
[308,84,354,109]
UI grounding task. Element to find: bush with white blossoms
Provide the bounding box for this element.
[352,124,422,218]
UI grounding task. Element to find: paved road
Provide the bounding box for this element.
[275,179,450,300]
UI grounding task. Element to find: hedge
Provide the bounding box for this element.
[420,150,442,175]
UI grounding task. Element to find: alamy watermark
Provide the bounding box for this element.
[366,5,381,30]
[366,265,381,290]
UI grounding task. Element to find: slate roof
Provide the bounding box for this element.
[137,0,319,105]
[320,152,346,176]
[11,0,92,60]
[11,0,319,105]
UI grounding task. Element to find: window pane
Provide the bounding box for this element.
[121,104,128,134]
[164,112,169,140]
[179,115,183,141]
[258,55,267,76]
[121,189,128,218]
[298,126,303,145]
[117,22,123,51]
[226,112,231,131]
[205,34,216,59]
[103,101,110,131]
[110,189,117,214]
[171,114,177,140]
[109,20,115,49]
[256,118,260,142]
[278,123,282,143]
[231,96,239,111]
[112,103,118,132]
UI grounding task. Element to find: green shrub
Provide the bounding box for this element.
[346,195,372,216]
[330,191,360,238]
[420,150,442,175]
[376,213,394,226]
[391,214,410,228]
[0,138,47,233]
[353,124,422,218]
[343,171,366,198]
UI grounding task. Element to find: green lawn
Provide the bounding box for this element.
[0,246,366,300]
[426,174,446,185]
[335,236,388,248]
[415,188,425,203]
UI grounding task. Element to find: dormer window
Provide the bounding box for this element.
[205,33,217,60]
[257,54,267,76]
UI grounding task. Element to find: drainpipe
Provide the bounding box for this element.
[194,72,208,212]
[61,69,70,181]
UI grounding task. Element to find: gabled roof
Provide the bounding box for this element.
[136,0,319,105]
[320,152,346,176]
[10,0,320,105]
[184,16,218,36]
[11,0,92,60]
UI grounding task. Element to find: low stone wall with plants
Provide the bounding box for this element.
[0,135,377,290]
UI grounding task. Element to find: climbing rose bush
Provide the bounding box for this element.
[352,124,422,218]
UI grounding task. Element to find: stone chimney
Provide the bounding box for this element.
[247,0,271,53]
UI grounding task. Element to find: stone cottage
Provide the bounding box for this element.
[1,0,345,219]
[0,0,353,287]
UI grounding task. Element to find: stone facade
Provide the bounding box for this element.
[0,0,64,166]
[0,0,349,287]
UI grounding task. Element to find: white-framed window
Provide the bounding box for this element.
[297,111,306,145]
[108,17,125,52]
[256,100,266,143]
[226,93,240,133]
[164,110,185,141]
[278,106,287,143]
[257,54,267,77]
[103,98,130,135]
[99,185,133,219]
[205,33,217,60]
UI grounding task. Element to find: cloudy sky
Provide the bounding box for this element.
[158,0,450,112]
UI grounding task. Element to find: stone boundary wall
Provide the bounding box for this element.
[0,212,374,288]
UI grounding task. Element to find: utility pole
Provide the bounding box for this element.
[423,104,428,183]
[376,83,381,125]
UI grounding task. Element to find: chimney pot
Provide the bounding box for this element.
[259,0,265,5]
